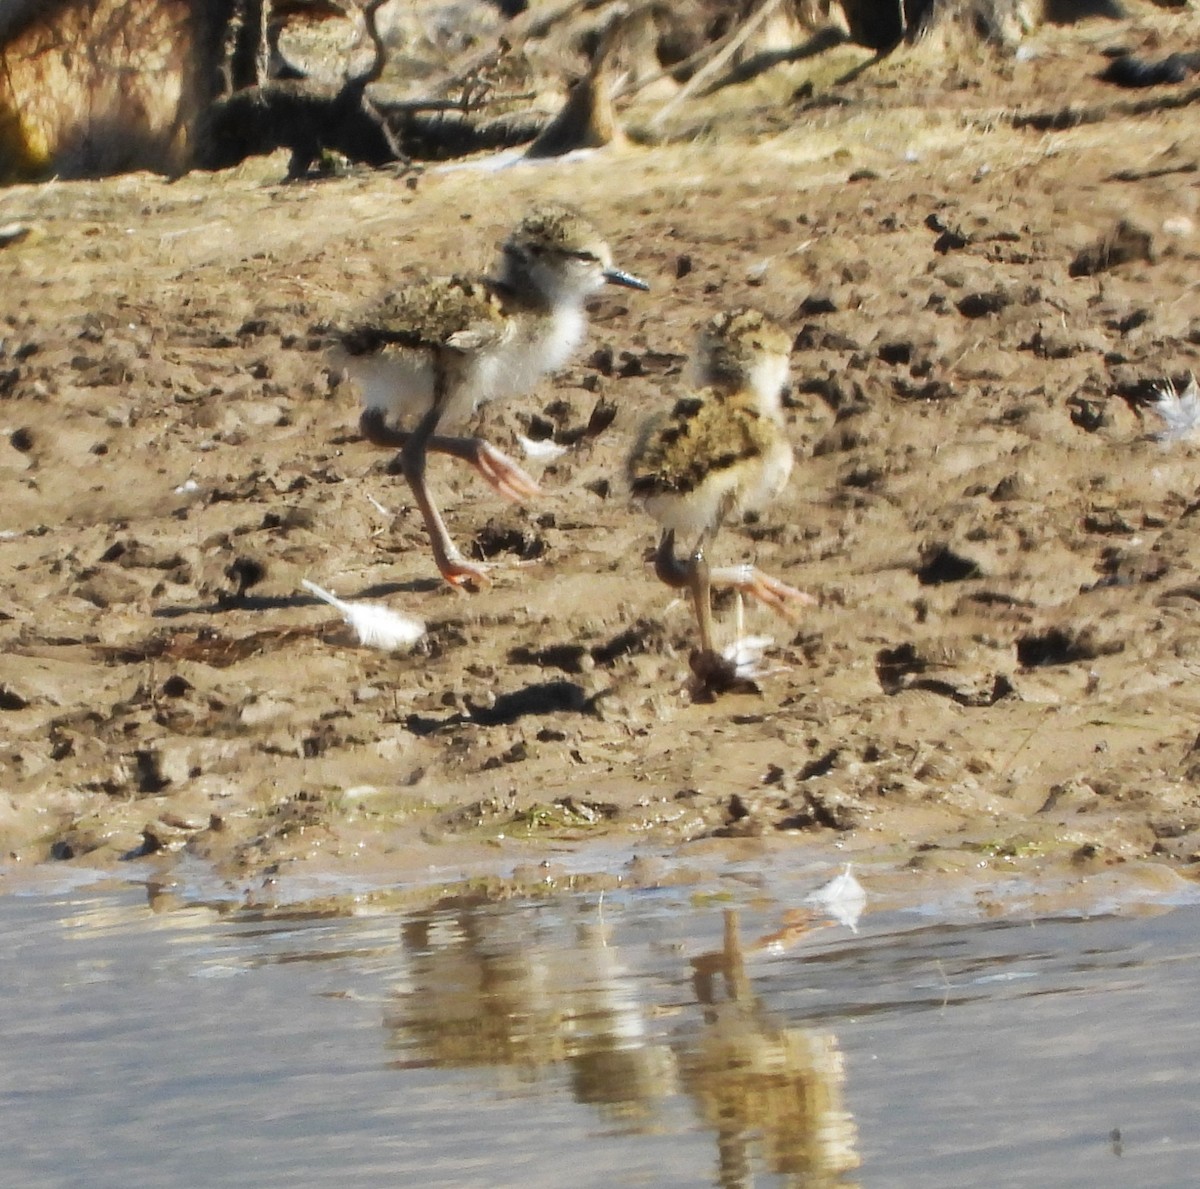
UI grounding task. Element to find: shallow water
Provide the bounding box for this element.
[3,866,1200,1189]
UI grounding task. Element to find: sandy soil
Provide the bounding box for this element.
[1,5,1199,903]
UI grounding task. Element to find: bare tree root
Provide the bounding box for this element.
[196,0,416,179]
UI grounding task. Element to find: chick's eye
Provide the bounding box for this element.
[566,249,600,263]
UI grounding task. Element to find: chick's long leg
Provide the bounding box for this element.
[361,408,540,503]
[687,545,717,657]
[400,398,490,590]
[654,529,718,654]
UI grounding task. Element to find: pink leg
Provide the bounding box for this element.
[708,563,815,622]
[399,407,491,591]
[443,438,540,503]
[360,409,540,503]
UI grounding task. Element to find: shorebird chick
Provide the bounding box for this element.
[627,307,813,667]
[337,202,648,589]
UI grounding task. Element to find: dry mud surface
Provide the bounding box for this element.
[2,8,1199,906]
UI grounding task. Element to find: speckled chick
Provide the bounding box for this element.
[627,307,811,659]
[336,202,647,589]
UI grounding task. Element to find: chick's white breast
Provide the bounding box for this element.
[492,304,587,398]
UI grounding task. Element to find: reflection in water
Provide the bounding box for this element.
[387,910,675,1121]
[8,874,1200,1187]
[386,902,860,1185]
[685,912,860,1189]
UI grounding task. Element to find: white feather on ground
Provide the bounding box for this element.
[722,633,775,678]
[807,865,867,932]
[721,593,778,679]
[516,433,568,461]
[301,580,425,651]
[1149,375,1200,444]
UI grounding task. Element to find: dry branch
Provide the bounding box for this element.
[649,0,784,126]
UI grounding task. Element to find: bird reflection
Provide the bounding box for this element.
[385,902,860,1184]
[386,910,675,1119]
[685,910,860,1188]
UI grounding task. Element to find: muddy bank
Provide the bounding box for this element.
[1,5,1199,899]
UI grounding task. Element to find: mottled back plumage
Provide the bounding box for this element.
[628,306,794,536]
[628,390,779,500]
[339,275,511,357]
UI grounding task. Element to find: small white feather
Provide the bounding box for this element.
[301,580,424,651]
[1149,375,1200,444]
[516,433,568,462]
[722,634,775,679]
[807,864,867,933]
[0,222,32,246]
[721,592,775,678]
